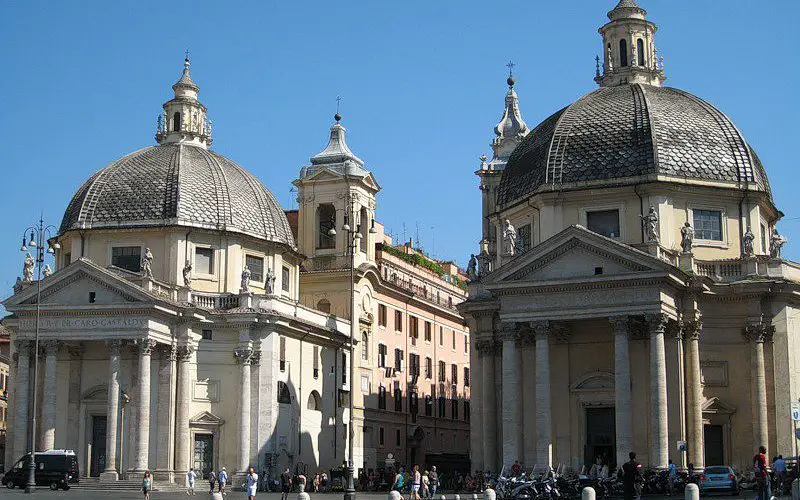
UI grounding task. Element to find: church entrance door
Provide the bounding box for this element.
[585,408,616,470]
[90,416,107,477]
[704,425,724,466]
[193,434,213,480]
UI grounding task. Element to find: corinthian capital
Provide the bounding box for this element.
[176,345,195,362]
[743,322,774,344]
[234,347,254,365]
[499,322,518,342]
[42,340,61,356]
[14,339,32,356]
[681,320,702,341]
[137,338,158,356]
[106,339,124,355]
[645,313,669,333]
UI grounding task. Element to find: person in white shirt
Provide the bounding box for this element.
[773,455,787,494]
[246,466,259,500]
[218,467,228,495]
[187,468,197,495]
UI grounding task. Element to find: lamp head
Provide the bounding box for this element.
[327,227,337,237]
[53,242,61,250]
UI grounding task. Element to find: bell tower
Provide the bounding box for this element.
[293,113,381,270]
[595,0,666,87]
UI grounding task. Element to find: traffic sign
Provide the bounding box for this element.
[792,402,800,421]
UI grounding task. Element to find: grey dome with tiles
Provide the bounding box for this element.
[496,83,771,207]
[59,144,296,248]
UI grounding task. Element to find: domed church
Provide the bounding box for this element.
[3,57,353,485]
[461,0,798,473]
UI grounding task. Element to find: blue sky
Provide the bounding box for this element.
[0,0,798,294]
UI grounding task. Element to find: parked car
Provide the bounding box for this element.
[699,466,739,496]
[2,449,79,490]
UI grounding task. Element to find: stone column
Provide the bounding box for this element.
[132,339,156,473]
[481,340,498,472]
[501,323,521,469]
[155,345,177,483]
[100,340,123,482]
[12,340,31,460]
[65,344,84,465]
[744,321,772,451]
[532,321,552,467]
[469,340,484,472]
[174,345,194,483]
[682,320,704,467]
[234,347,254,475]
[610,316,632,469]
[42,340,60,451]
[647,314,669,468]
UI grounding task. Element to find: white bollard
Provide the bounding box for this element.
[455,495,461,500]
[685,483,699,500]
[473,494,479,500]
[389,490,402,500]
[793,478,800,500]
[440,495,448,500]
[483,486,496,500]
[582,486,596,500]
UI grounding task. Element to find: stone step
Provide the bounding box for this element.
[68,478,184,492]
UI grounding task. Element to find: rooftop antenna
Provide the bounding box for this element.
[415,222,421,251]
[402,222,407,246]
[431,225,436,258]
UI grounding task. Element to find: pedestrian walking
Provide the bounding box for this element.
[622,452,642,500]
[411,465,421,500]
[142,470,152,500]
[393,468,405,493]
[246,467,259,500]
[280,468,292,500]
[773,455,787,495]
[187,467,197,495]
[422,470,430,499]
[218,467,228,495]
[208,469,216,493]
[753,446,770,500]
[429,466,439,498]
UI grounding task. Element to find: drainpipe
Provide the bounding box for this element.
[526,198,541,246]
[634,185,644,243]
[298,333,309,456]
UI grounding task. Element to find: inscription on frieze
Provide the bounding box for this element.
[19,317,148,331]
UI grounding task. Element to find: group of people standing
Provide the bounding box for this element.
[392,465,440,499]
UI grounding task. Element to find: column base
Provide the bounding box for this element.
[153,470,175,483]
[99,470,119,482]
[126,469,147,480]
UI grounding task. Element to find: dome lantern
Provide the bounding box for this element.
[595,0,666,88]
[487,64,529,171]
[156,53,212,148]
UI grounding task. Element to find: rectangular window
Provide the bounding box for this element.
[425,395,433,416]
[586,209,621,238]
[693,210,723,241]
[279,336,286,372]
[282,266,290,292]
[439,326,443,346]
[394,349,404,372]
[451,364,458,385]
[378,386,386,410]
[378,304,387,327]
[464,367,470,387]
[395,429,401,447]
[245,255,264,282]
[313,346,319,379]
[201,329,212,340]
[394,386,403,412]
[438,361,445,382]
[518,223,532,253]
[111,246,141,272]
[760,224,767,254]
[342,352,347,385]
[194,247,214,274]
[425,357,432,379]
[438,396,446,417]
[379,427,385,446]
[424,321,431,342]
[452,330,456,349]
[464,401,470,422]
[394,311,403,332]
[409,353,420,377]
[410,317,418,345]
[378,343,387,368]
[464,334,468,354]
[451,399,459,420]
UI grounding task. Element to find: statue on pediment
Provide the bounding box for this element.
[22,253,35,282]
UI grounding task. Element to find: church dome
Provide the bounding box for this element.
[496,83,771,207]
[59,144,295,248]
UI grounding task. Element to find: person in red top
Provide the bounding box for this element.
[753,446,771,500]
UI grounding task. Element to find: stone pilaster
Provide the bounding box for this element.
[743,321,773,451]
[155,345,177,483]
[469,335,484,472]
[12,340,31,461]
[610,316,632,469]
[131,339,156,474]
[682,319,704,467]
[174,345,194,484]
[234,346,254,475]
[100,339,123,482]
[66,344,84,459]
[42,340,60,451]
[532,321,553,467]
[500,322,521,469]
[477,338,498,472]
[646,313,669,468]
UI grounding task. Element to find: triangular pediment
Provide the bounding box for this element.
[702,397,736,414]
[4,258,155,308]
[486,225,677,285]
[190,410,225,426]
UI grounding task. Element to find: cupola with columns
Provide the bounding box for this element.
[595,0,666,87]
[155,54,212,147]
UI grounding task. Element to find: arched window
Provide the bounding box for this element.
[619,39,628,67]
[307,390,322,411]
[637,39,645,66]
[317,299,331,314]
[317,204,336,249]
[277,381,291,404]
[361,332,369,361]
[173,112,181,132]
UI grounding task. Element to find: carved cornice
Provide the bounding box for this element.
[234,347,254,365]
[494,277,666,296]
[176,345,195,362]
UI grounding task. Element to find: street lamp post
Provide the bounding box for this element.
[19,216,59,493]
[329,188,376,500]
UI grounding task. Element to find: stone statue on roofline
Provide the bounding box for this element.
[466,254,477,279]
[241,265,251,293]
[22,253,35,282]
[182,260,193,288]
[770,228,787,259]
[742,228,755,257]
[502,219,517,256]
[641,206,659,243]
[140,247,154,278]
[680,222,694,253]
[266,268,276,295]
[43,264,52,278]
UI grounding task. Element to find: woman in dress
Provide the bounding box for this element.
[141,470,152,500]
